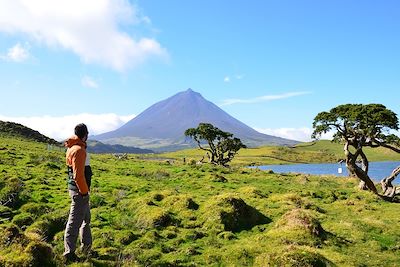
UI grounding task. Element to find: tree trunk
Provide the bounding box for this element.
[344,141,378,194]
[358,150,369,190]
[380,165,400,198]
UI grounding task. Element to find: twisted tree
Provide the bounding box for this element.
[312,104,400,199]
[185,123,246,166]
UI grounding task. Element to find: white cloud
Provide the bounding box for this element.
[0,113,135,141]
[224,74,244,83]
[220,91,311,106]
[0,0,167,71]
[81,75,99,89]
[1,42,30,62]
[255,127,334,142]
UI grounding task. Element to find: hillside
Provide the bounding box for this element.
[94,89,298,151]
[1,136,400,266]
[87,140,154,154]
[0,120,60,145]
[162,140,400,166]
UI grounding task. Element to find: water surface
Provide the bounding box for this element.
[252,161,400,183]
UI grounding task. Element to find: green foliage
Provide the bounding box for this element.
[312,103,400,146]
[185,122,246,166]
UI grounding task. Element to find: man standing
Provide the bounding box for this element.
[63,123,92,262]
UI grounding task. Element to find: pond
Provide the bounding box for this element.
[252,161,400,183]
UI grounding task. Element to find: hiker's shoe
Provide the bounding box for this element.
[63,252,80,264]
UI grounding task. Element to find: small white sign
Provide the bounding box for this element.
[338,167,343,174]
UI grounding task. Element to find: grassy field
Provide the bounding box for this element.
[1,136,400,266]
[162,140,400,166]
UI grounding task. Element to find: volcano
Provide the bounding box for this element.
[93,89,298,151]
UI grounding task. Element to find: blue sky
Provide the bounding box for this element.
[0,0,399,141]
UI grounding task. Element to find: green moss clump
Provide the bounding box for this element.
[163,194,199,211]
[135,205,175,229]
[0,177,25,208]
[12,212,34,228]
[24,241,54,267]
[207,173,228,183]
[201,193,270,232]
[20,202,52,217]
[0,205,13,220]
[115,230,139,245]
[0,224,23,247]
[238,186,268,198]
[254,246,332,267]
[267,209,325,246]
[25,211,67,242]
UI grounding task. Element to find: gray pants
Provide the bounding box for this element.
[64,190,92,256]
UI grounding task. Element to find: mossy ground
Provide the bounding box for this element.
[1,136,400,266]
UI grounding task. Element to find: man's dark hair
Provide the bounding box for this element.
[75,123,88,139]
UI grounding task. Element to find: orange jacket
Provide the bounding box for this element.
[65,135,89,195]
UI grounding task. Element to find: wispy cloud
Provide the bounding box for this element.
[0,1,167,71]
[224,74,244,83]
[0,113,135,141]
[81,75,99,89]
[0,43,30,62]
[220,91,311,106]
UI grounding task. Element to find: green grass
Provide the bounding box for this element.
[1,136,400,266]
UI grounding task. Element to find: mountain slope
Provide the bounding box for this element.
[0,120,60,145]
[94,89,298,151]
[87,140,154,154]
